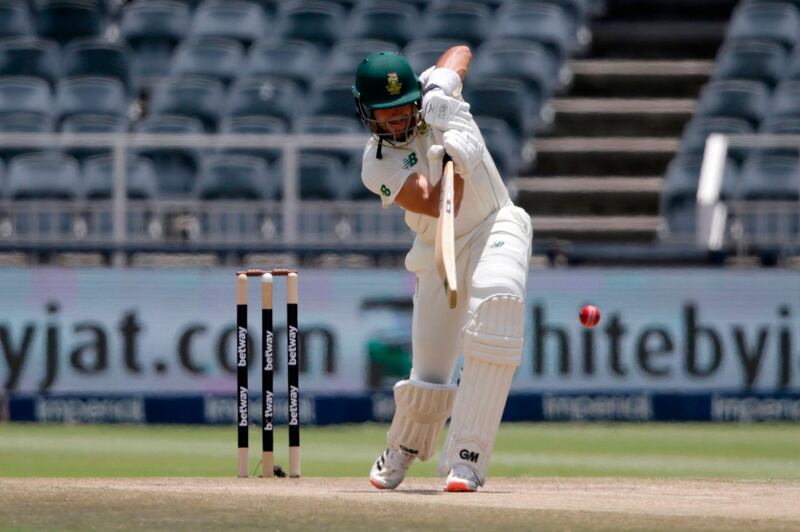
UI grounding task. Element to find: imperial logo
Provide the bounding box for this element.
[264,390,273,430]
[237,326,247,367]
[287,325,298,366]
[288,385,299,426]
[238,386,248,427]
[264,330,273,371]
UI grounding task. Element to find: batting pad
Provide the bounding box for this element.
[387,378,457,461]
[438,294,525,485]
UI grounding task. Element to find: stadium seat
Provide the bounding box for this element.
[419,2,491,48]
[326,39,400,79]
[471,39,558,102]
[0,76,52,121]
[63,39,133,93]
[120,1,191,87]
[149,76,224,131]
[740,154,800,200]
[712,40,787,88]
[191,0,267,48]
[296,153,341,200]
[295,114,363,165]
[56,76,128,127]
[0,0,32,38]
[678,117,753,161]
[347,2,417,47]
[464,78,539,136]
[170,37,245,87]
[37,0,104,45]
[694,80,769,128]
[403,38,463,74]
[219,115,287,164]
[134,114,204,195]
[0,37,60,87]
[227,76,302,129]
[82,154,159,200]
[61,114,129,162]
[768,80,800,119]
[494,3,572,64]
[244,40,321,92]
[0,112,53,161]
[276,1,346,49]
[6,152,81,199]
[504,0,590,46]
[309,77,359,118]
[343,156,371,200]
[727,1,800,51]
[474,115,520,179]
[194,154,272,199]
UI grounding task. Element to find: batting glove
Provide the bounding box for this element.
[443,128,483,179]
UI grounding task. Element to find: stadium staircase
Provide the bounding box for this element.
[515,0,739,244]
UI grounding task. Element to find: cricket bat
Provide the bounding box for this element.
[435,154,458,309]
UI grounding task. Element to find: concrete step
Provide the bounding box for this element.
[590,21,727,59]
[543,98,694,136]
[533,215,662,242]
[569,60,712,98]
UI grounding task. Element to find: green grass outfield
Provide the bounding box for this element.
[1,422,799,480]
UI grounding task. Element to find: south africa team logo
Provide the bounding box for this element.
[386,72,402,95]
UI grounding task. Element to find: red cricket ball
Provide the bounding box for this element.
[579,304,601,328]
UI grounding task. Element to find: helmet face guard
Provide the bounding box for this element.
[352,51,423,147]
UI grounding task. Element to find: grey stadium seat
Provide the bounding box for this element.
[37,0,104,45]
[55,76,128,126]
[326,39,400,79]
[226,76,303,129]
[0,37,60,87]
[276,1,346,49]
[82,154,158,200]
[61,114,129,162]
[0,76,52,121]
[219,115,287,164]
[474,115,520,179]
[295,114,362,165]
[191,0,267,48]
[769,80,800,119]
[63,38,133,93]
[170,37,245,86]
[297,153,341,200]
[134,114,204,195]
[309,77,359,118]
[727,2,800,50]
[472,39,558,102]
[694,80,769,128]
[347,2,417,47]
[740,154,800,200]
[0,0,32,39]
[494,3,572,64]
[504,0,589,46]
[0,112,53,161]
[403,39,464,74]
[464,78,540,136]
[678,117,753,162]
[420,2,492,48]
[244,40,322,92]
[712,40,787,88]
[6,152,81,199]
[194,154,272,199]
[150,76,225,131]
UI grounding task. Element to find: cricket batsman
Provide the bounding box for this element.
[353,47,533,492]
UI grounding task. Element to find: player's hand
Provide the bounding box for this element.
[422,90,471,132]
[443,128,483,179]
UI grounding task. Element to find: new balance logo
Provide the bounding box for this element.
[459,449,479,463]
[402,152,417,169]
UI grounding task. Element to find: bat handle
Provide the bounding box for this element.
[442,152,452,165]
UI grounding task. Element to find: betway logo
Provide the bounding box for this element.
[237,326,247,367]
[238,386,248,427]
[264,390,273,430]
[288,385,299,426]
[264,330,273,371]
[287,325,298,366]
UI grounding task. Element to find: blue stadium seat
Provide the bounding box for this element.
[170,37,245,87]
[150,76,224,131]
[7,151,81,199]
[295,114,362,165]
[494,3,572,64]
[326,39,400,79]
[134,114,204,195]
[194,154,272,199]
[678,117,753,161]
[120,1,191,87]
[219,115,287,164]
[727,1,800,50]
[504,0,590,47]
[474,115,520,179]
[347,2,417,47]
[297,153,341,200]
[0,0,32,38]
[420,2,491,48]
[191,0,267,48]
[244,40,321,92]
[0,112,52,161]
[769,80,800,119]
[403,38,463,74]
[713,39,787,88]
[0,76,52,121]
[63,38,133,93]
[464,78,539,136]
[760,116,800,134]
[61,114,129,162]
[276,1,346,49]
[56,76,128,127]
[227,76,302,129]
[740,153,800,200]
[309,77,358,118]
[694,80,769,128]
[472,39,557,102]
[0,37,60,87]
[343,156,371,200]
[82,154,158,199]
[37,0,104,45]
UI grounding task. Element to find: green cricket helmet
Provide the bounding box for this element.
[352,51,423,147]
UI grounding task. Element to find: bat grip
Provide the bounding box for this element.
[442,152,452,165]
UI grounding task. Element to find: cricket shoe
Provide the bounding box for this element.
[444,464,481,492]
[369,448,415,490]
